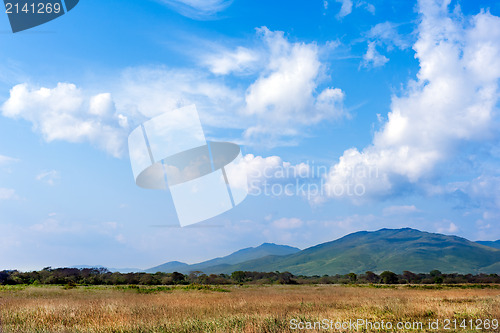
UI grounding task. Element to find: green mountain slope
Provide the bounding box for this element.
[146,261,189,274]
[146,243,300,273]
[216,228,500,275]
[477,240,500,249]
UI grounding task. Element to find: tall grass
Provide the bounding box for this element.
[0,284,498,332]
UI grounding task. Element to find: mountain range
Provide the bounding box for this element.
[476,240,500,249]
[145,243,300,273]
[74,228,500,275]
[144,228,500,275]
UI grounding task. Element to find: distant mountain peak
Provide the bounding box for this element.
[257,242,300,249]
[476,240,500,250]
[143,228,499,275]
[209,228,500,275]
[146,242,300,273]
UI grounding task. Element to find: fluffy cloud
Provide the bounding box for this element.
[1,83,129,157]
[0,68,232,157]
[1,28,344,155]
[436,220,459,234]
[243,27,345,143]
[228,154,311,194]
[330,0,374,19]
[362,41,389,68]
[204,47,259,75]
[362,22,409,68]
[204,27,346,140]
[366,22,410,50]
[113,27,345,147]
[323,0,500,201]
[114,66,242,128]
[335,0,353,19]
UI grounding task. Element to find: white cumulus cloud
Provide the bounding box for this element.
[1,28,345,154]
[243,27,345,143]
[1,83,129,157]
[228,154,311,194]
[323,0,500,201]
[437,220,459,234]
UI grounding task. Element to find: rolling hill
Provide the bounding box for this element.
[477,240,500,249]
[215,228,500,275]
[145,229,500,275]
[146,243,300,274]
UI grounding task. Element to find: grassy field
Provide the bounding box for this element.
[0,284,499,332]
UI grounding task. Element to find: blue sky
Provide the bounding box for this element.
[1,0,500,271]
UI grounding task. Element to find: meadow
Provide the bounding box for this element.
[0,284,499,332]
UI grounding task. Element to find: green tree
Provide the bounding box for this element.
[434,276,444,284]
[171,272,185,284]
[278,272,296,284]
[430,270,442,277]
[402,271,418,284]
[347,273,357,283]
[380,271,398,284]
[364,271,379,283]
[231,271,246,283]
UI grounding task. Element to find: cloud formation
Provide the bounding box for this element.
[203,28,346,142]
[437,220,459,234]
[362,41,389,68]
[330,0,374,19]
[362,22,410,68]
[366,22,410,50]
[323,0,500,201]
[229,153,311,194]
[204,46,259,75]
[2,27,345,154]
[1,83,129,157]
[335,0,353,19]
[242,27,345,143]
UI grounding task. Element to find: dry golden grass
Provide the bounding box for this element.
[0,284,499,332]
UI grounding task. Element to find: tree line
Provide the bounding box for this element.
[1,267,499,286]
